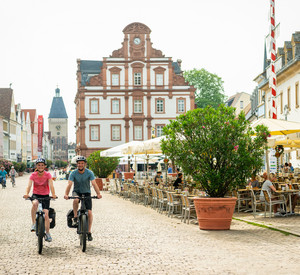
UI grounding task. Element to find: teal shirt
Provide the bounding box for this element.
[69,168,95,194]
[0,170,7,178]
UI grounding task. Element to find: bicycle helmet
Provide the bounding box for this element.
[36,158,46,165]
[76,156,87,163]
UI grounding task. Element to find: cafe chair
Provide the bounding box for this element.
[232,190,252,213]
[183,195,197,224]
[143,186,151,206]
[180,194,187,222]
[262,190,287,218]
[166,192,181,218]
[250,189,264,217]
[157,189,168,213]
[151,188,159,209]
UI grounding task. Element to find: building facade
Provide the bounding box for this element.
[75,22,195,157]
[251,31,300,167]
[225,92,251,116]
[0,88,19,161]
[68,142,76,162]
[48,87,68,162]
[22,109,38,161]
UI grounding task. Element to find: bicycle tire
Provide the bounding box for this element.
[37,215,44,254]
[80,215,87,252]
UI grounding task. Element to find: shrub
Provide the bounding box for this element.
[87,151,119,178]
[161,105,269,197]
[0,159,13,172]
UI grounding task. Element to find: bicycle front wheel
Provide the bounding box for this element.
[37,216,45,254]
[80,215,87,252]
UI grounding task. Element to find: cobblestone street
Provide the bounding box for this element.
[0,174,299,275]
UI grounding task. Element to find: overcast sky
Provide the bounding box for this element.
[1,0,300,142]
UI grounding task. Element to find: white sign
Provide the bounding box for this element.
[269,148,277,173]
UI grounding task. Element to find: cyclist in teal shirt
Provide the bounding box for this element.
[0,166,8,188]
[64,156,101,241]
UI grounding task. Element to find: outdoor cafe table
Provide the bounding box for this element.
[275,189,298,214]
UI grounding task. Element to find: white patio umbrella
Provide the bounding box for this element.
[251,118,300,174]
[132,136,166,155]
[101,141,143,157]
[251,118,300,136]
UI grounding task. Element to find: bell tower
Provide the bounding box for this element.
[48,87,68,162]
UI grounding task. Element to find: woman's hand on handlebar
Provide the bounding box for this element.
[64,195,69,200]
[97,194,102,199]
[52,195,58,200]
[23,194,29,199]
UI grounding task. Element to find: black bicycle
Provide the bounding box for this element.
[68,195,98,252]
[26,196,56,254]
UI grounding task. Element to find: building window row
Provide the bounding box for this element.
[89,97,186,114]
[88,124,166,141]
[278,81,300,114]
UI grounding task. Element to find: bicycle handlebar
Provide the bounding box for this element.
[25,196,57,201]
[68,196,98,200]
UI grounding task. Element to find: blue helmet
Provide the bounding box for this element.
[36,158,46,165]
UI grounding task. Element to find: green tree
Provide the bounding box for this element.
[161,105,269,197]
[46,159,53,168]
[184,68,227,109]
[87,151,119,178]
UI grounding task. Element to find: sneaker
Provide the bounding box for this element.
[45,233,52,242]
[31,224,36,232]
[72,217,78,227]
[87,233,93,241]
[274,212,283,217]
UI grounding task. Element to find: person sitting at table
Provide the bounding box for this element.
[248,174,260,188]
[289,163,294,173]
[173,173,183,190]
[260,172,282,216]
[167,164,173,174]
[154,171,162,185]
[284,163,290,173]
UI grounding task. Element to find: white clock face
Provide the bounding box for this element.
[134,37,141,45]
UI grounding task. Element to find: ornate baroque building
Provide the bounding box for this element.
[48,87,68,162]
[75,22,195,157]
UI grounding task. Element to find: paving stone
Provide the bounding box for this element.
[0,174,298,274]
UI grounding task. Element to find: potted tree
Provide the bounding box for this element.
[87,151,120,191]
[161,105,269,230]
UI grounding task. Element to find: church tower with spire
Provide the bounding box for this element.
[48,87,68,162]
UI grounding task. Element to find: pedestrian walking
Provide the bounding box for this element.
[9,166,16,187]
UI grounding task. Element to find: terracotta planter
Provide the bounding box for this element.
[18,172,24,176]
[193,197,237,230]
[95,178,103,191]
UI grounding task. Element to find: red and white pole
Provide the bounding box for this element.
[270,0,277,119]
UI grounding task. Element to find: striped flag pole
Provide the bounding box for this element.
[270,0,277,119]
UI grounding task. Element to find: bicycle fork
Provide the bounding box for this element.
[36,203,45,237]
[77,211,89,235]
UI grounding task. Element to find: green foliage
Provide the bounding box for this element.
[54,160,68,168]
[184,68,227,109]
[46,160,53,168]
[161,105,269,198]
[0,159,13,172]
[87,151,119,178]
[19,162,27,172]
[12,161,26,172]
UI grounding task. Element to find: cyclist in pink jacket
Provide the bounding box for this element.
[23,158,57,242]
